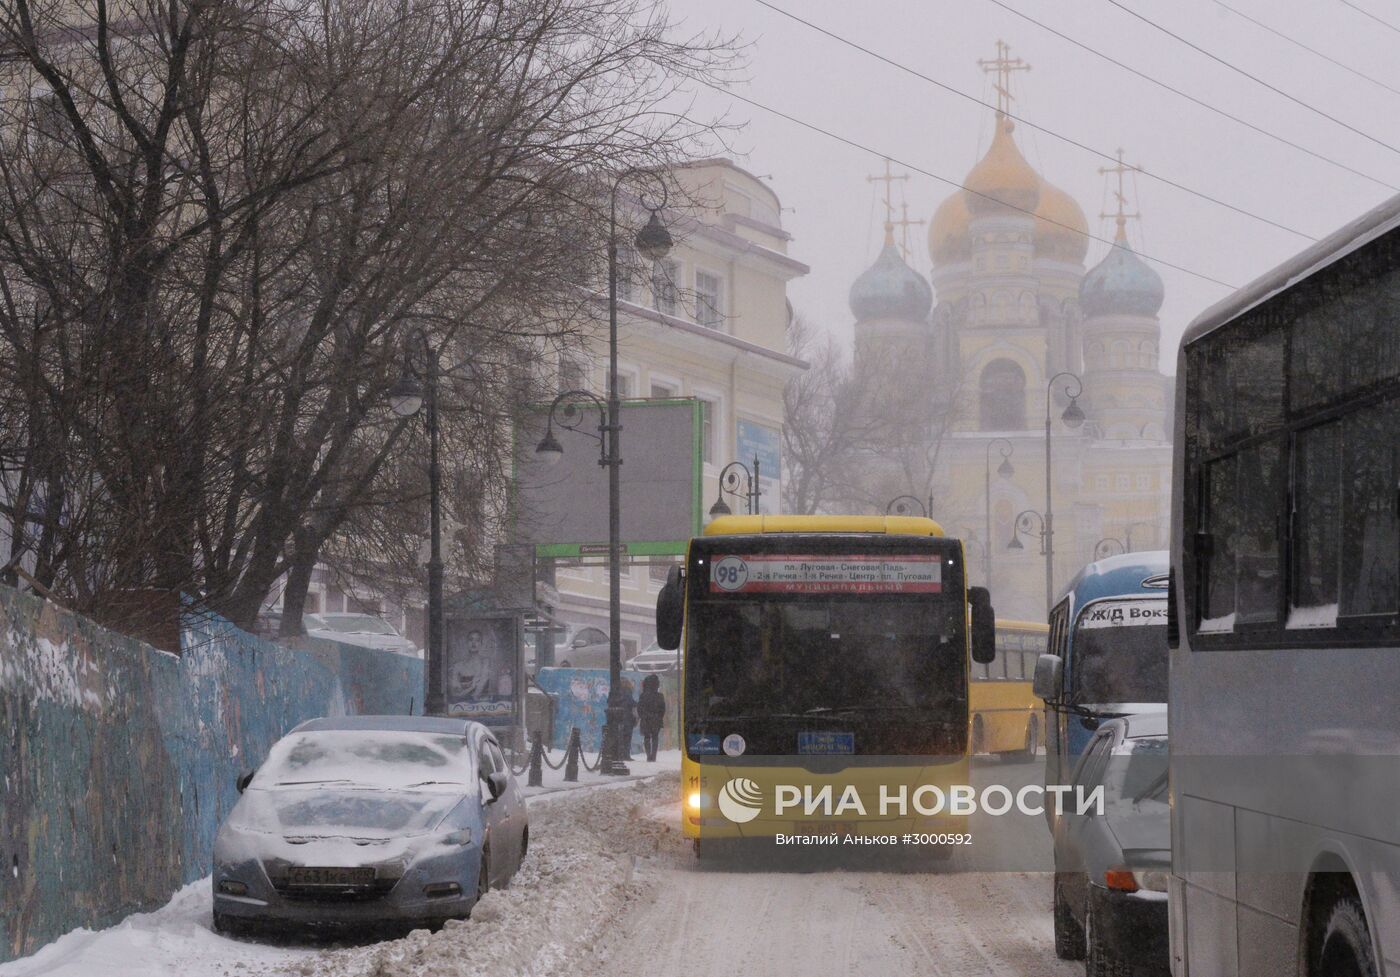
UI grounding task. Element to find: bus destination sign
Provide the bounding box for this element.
[709,554,942,594]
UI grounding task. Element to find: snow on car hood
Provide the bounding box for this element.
[234,786,464,839]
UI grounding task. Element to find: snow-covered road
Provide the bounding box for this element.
[4,769,1078,977]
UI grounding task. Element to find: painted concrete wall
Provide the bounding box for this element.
[532,667,680,753]
[0,585,422,963]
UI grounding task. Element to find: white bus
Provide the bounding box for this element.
[1169,195,1400,977]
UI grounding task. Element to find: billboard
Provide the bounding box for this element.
[514,398,702,557]
[736,418,781,515]
[444,613,520,725]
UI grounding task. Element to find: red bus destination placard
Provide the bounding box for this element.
[708,554,943,594]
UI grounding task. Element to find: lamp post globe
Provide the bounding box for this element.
[1061,396,1086,429]
[634,210,673,261]
[534,431,565,466]
[388,375,423,418]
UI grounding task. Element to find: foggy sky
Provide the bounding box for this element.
[666,0,1400,366]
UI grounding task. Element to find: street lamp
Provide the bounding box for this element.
[885,494,929,518]
[710,456,762,517]
[531,167,672,776]
[984,438,1014,593]
[1008,509,1048,555]
[1041,372,1085,615]
[390,327,445,715]
[1093,537,1126,560]
[1092,521,1157,561]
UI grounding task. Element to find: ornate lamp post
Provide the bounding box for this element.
[709,457,762,517]
[984,438,1014,592]
[1041,372,1085,615]
[885,494,929,518]
[1092,521,1157,561]
[388,327,444,715]
[534,168,672,776]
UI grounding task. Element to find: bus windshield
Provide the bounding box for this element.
[1071,599,1168,704]
[685,539,967,756]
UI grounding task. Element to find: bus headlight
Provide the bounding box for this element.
[687,791,704,810]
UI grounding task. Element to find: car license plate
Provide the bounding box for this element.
[288,866,375,887]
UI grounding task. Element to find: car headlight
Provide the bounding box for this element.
[1134,869,1170,892]
[442,828,473,846]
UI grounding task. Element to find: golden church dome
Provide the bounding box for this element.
[928,189,972,264]
[1033,179,1089,263]
[964,116,1041,217]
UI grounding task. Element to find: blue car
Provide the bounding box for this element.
[212,716,527,934]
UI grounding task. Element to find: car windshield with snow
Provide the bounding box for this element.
[211,716,527,934]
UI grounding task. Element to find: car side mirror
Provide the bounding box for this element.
[236,769,256,794]
[968,586,996,664]
[483,770,507,802]
[655,565,685,650]
[1033,653,1064,702]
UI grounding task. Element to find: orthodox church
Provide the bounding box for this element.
[847,43,1173,620]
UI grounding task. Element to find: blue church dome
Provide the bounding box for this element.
[849,229,933,323]
[1079,231,1164,318]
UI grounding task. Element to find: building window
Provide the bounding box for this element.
[1136,473,1153,491]
[650,381,676,399]
[1115,473,1131,492]
[652,259,679,316]
[1095,474,1110,492]
[616,245,639,303]
[558,354,587,392]
[614,372,634,398]
[698,397,716,464]
[979,358,1027,431]
[695,270,724,329]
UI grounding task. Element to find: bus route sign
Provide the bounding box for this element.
[709,554,942,595]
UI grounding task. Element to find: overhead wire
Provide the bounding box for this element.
[752,0,1316,240]
[980,0,1400,192]
[1106,0,1400,158]
[1337,0,1400,38]
[1212,0,1400,101]
[693,78,1239,290]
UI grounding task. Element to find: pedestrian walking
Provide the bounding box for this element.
[638,674,667,762]
[619,677,639,760]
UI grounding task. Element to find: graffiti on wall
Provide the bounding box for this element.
[0,587,422,963]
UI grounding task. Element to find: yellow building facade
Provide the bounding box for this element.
[850,49,1172,621]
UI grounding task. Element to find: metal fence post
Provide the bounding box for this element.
[527,731,544,787]
[564,726,582,782]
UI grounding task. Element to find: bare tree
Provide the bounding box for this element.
[0,0,738,639]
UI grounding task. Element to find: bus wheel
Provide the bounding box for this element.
[1317,897,1378,977]
[1011,717,1040,763]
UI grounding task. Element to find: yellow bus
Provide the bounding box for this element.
[969,620,1048,760]
[654,514,996,856]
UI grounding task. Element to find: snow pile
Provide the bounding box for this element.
[287,774,679,977]
[0,878,320,977]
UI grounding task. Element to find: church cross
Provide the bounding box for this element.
[978,39,1031,116]
[1098,147,1143,241]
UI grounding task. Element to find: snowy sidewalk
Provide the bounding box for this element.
[0,769,681,977]
[519,748,679,800]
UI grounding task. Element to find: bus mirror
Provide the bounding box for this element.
[968,586,996,664]
[1033,654,1063,702]
[656,565,684,650]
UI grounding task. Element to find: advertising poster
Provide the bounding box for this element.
[445,614,519,724]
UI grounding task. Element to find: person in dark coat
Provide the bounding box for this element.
[637,673,668,762]
[619,677,639,760]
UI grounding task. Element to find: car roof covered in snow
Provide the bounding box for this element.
[291,715,480,738]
